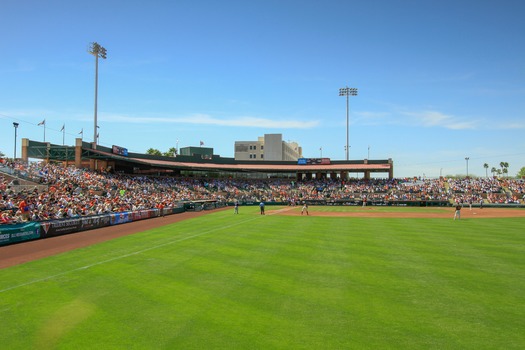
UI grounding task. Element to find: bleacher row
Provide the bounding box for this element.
[2,160,525,226]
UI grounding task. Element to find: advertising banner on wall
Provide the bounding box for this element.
[131,210,155,221]
[110,212,132,225]
[297,158,331,165]
[40,218,82,238]
[80,215,111,231]
[0,222,41,246]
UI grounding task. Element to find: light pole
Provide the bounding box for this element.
[339,86,358,161]
[13,122,19,159]
[465,157,470,178]
[88,42,107,149]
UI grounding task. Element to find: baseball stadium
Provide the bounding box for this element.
[3,0,524,348]
[1,137,524,349]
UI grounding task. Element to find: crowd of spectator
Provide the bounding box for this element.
[1,159,524,225]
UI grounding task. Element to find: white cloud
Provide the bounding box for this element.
[101,113,319,129]
[491,121,525,129]
[354,111,390,124]
[400,110,477,130]
[353,108,478,130]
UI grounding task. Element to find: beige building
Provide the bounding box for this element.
[234,134,302,161]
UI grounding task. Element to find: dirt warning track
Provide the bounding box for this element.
[0,210,219,269]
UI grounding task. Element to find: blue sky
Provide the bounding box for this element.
[1,0,524,178]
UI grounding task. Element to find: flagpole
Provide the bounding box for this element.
[62,124,65,145]
[38,119,46,142]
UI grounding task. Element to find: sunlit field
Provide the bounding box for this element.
[1,206,524,349]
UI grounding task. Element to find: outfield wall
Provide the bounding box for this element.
[0,201,225,247]
[233,199,452,207]
[229,200,525,208]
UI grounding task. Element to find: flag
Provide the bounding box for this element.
[79,128,83,135]
[38,119,45,126]
[60,124,65,132]
[200,141,204,146]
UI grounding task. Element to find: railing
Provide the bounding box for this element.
[0,165,16,176]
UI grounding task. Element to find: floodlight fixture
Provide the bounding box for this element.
[13,122,19,159]
[339,86,358,161]
[88,42,107,148]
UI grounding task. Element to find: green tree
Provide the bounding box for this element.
[146,148,162,156]
[491,167,497,177]
[483,163,489,178]
[517,166,525,179]
[163,147,178,157]
[500,162,509,177]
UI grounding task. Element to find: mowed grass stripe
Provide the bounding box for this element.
[0,208,524,349]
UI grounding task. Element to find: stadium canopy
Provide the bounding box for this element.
[21,138,394,179]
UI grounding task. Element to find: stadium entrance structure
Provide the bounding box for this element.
[21,138,394,180]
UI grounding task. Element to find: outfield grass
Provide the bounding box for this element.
[1,207,524,349]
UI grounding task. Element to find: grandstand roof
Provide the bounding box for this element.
[128,157,392,172]
[22,139,394,176]
[85,148,391,173]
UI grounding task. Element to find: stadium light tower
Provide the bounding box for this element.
[339,86,358,161]
[88,42,107,149]
[13,122,19,159]
[465,157,470,178]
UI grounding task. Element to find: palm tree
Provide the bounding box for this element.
[500,162,509,178]
[483,163,489,178]
[166,147,178,157]
[146,148,162,156]
[491,167,497,177]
